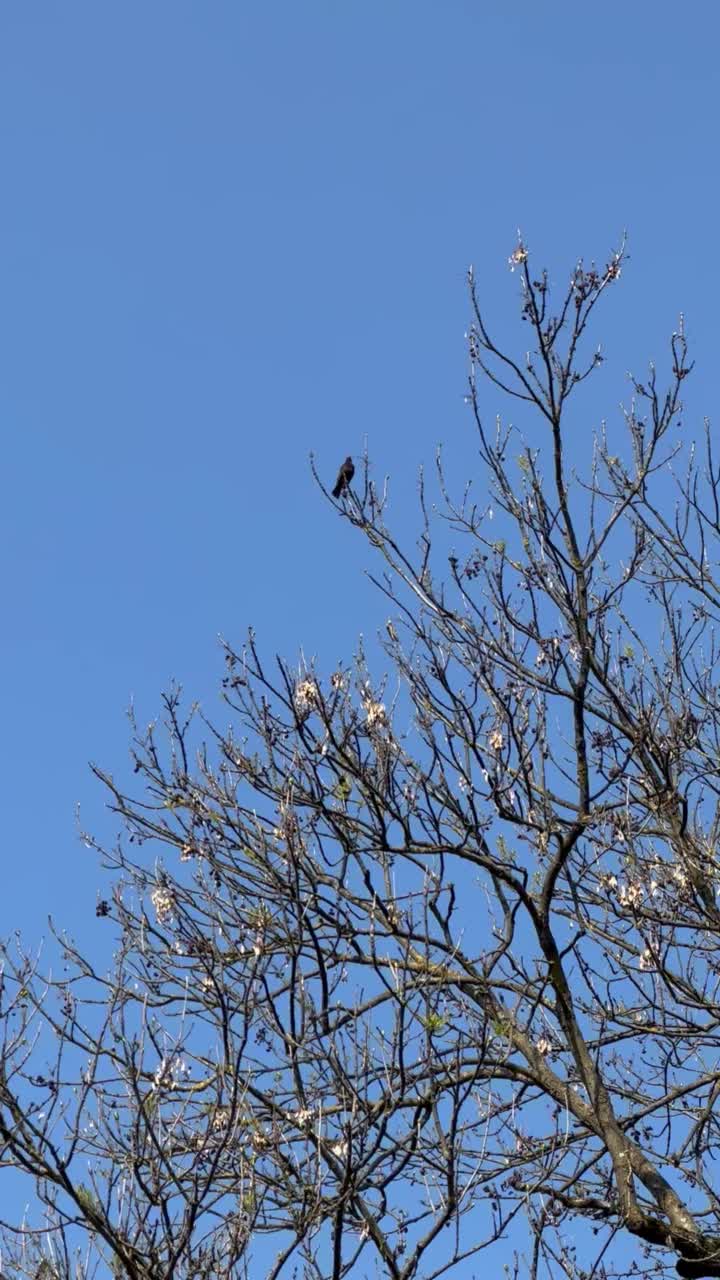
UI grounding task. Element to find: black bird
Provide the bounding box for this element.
[332,456,355,499]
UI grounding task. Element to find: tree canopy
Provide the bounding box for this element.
[3,241,720,1280]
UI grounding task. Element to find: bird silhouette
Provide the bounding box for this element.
[332,456,355,499]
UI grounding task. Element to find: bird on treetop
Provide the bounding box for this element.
[332,456,355,499]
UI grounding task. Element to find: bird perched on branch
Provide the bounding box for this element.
[332,456,355,499]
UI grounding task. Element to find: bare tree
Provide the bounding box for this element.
[3,239,720,1280]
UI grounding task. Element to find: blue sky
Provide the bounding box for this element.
[0,0,714,1017]
[1,1,718,1270]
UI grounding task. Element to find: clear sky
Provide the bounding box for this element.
[0,0,717,1074]
[2,0,717,965]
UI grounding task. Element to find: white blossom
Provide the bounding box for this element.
[508,243,528,271]
[287,1107,314,1128]
[152,1055,190,1093]
[618,881,643,908]
[365,700,387,730]
[295,678,320,714]
[150,886,174,926]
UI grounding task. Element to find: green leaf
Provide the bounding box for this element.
[335,776,352,802]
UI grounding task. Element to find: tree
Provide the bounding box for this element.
[3,238,720,1280]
